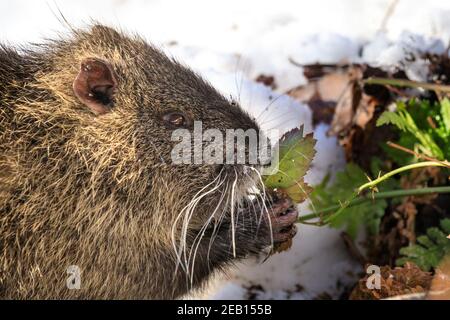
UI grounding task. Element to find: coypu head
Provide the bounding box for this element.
[1,24,268,293]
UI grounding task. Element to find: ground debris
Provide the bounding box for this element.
[424,52,450,85]
[428,255,450,299]
[350,262,432,300]
[287,63,401,167]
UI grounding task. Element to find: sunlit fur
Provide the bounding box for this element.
[0,25,272,299]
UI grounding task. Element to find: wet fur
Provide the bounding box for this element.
[0,25,272,299]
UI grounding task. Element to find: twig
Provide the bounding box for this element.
[386,141,450,168]
[298,186,450,223]
[326,161,447,225]
[357,161,447,193]
[385,84,410,97]
[364,77,450,93]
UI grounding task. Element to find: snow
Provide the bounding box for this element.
[198,70,313,137]
[2,0,450,299]
[362,32,447,81]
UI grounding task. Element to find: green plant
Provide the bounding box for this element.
[308,163,393,238]
[264,125,316,203]
[305,160,449,238]
[396,218,450,271]
[265,98,450,257]
[300,97,450,238]
[377,98,450,163]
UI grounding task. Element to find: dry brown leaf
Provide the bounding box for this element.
[288,63,387,136]
[350,262,432,300]
[328,66,364,135]
[287,82,317,102]
[353,94,377,129]
[427,255,450,300]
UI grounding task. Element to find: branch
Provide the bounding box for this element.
[357,161,447,193]
[363,77,450,93]
[386,141,450,168]
[298,186,450,223]
[300,161,449,225]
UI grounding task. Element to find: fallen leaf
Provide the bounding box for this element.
[328,66,364,135]
[353,94,377,129]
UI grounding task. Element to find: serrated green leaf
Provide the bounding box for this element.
[378,99,449,161]
[398,245,439,271]
[427,227,448,246]
[264,125,316,203]
[376,109,409,131]
[399,245,428,259]
[282,178,312,203]
[440,218,450,234]
[397,218,450,271]
[417,235,435,249]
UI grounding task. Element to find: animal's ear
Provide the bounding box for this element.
[73,58,118,115]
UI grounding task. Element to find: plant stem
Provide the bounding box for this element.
[298,186,450,223]
[299,161,449,225]
[386,141,450,168]
[363,77,450,93]
[322,161,448,224]
[357,161,447,193]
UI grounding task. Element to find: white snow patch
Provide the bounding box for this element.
[362,31,447,81]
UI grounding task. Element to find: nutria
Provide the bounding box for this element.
[0,25,298,299]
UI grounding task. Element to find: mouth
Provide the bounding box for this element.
[170,163,271,283]
[220,164,261,199]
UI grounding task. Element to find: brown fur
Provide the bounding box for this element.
[0,25,280,299]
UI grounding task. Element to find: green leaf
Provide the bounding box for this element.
[376,107,409,131]
[440,218,450,234]
[417,235,435,249]
[427,227,449,247]
[264,125,317,203]
[377,99,450,161]
[441,98,450,133]
[309,163,390,239]
[397,218,450,271]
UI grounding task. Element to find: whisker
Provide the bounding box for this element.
[230,168,239,257]
[187,175,227,285]
[207,181,230,269]
[254,93,287,123]
[171,169,224,277]
[247,166,273,247]
[258,109,300,126]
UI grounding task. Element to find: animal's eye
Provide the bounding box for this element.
[162,112,187,127]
